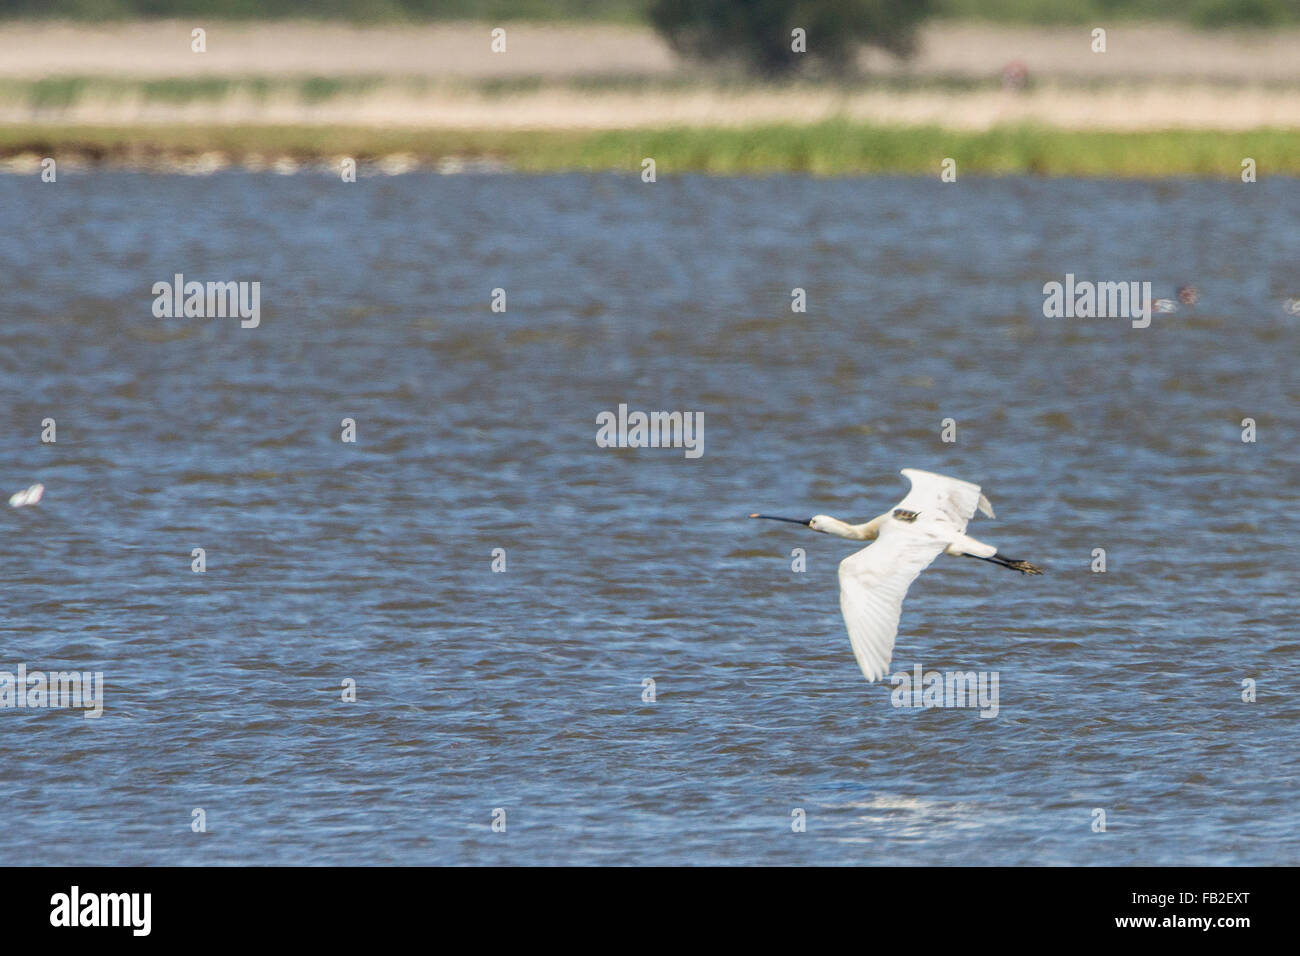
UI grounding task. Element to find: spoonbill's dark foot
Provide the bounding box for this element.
[963,552,1044,574]
[1003,558,1044,575]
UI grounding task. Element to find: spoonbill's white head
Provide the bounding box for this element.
[808,515,835,533]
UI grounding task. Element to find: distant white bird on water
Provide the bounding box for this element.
[8,483,44,508]
[750,469,1042,683]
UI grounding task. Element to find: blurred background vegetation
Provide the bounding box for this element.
[3,0,1298,175]
[1,0,1298,26]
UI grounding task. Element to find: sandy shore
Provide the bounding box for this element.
[1,19,1299,83]
[0,20,677,79]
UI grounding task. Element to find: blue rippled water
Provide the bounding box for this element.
[0,171,1296,864]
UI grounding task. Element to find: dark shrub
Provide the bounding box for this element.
[649,0,934,77]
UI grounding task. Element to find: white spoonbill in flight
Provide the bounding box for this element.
[750,469,1042,683]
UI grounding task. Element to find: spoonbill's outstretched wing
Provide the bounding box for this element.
[837,521,949,682]
[895,468,994,531]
